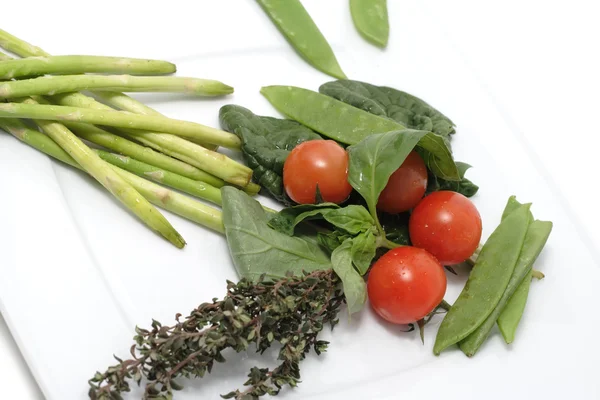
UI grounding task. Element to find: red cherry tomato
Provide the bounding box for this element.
[377,151,428,214]
[283,140,352,204]
[368,246,447,325]
[409,191,482,265]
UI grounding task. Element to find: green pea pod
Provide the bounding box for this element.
[459,218,552,356]
[497,270,532,343]
[257,0,347,79]
[261,85,460,181]
[350,0,389,48]
[496,199,553,344]
[433,203,531,355]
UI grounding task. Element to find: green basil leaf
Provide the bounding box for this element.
[416,134,459,181]
[317,230,351,253]
[350,230,378,275]
[268,203,340,236]
[319,79,455,137]
[331,240,367,315]
[219,104,322,203]
[347,129,427,215]
[221,187,331,281]
[322,205,375,235]
[269,203,375,237]
[427,161,479,197]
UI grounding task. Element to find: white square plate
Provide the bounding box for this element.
[1,1,599,399]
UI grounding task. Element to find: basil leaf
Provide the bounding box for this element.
[347,129,427,216]
[380,212,411,245]
[322,205,375,235]
[427,161,479,197]
[221,187,331,281]
[416,134,459,181]
[268,203,340,236]
[317,230,351,253]
[269,203,375,237]
[219,105,322,202]
[319,79,455,138]
[331,240,367,315]
[350,230,378,275]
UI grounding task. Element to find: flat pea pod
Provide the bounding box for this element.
[261,85,403,145]
[497,270,532,343]
[350,0,389,48]
[459,217,552,356]
[497,199,553,344]
[261,85,460,181]
[433,203,531,355]
[256,0,347,79]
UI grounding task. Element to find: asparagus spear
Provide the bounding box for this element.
[0,55,176,79]
[0,75,234,98]
[65,121,226,188]
[0,31,239,149]
[0,101,244,155]
[7,97,186,248]
[0,32,256,189]
[92,91,220,150]
[96,150,222,206]
[0,118,224,233]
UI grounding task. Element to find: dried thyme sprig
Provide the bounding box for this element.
[88,270,343,400]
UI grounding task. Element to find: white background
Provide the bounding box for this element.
[1,0,599,398]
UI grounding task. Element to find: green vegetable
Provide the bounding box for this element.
[256,0,346,79]
[497,271,532,344]
[96,151,223,206]
[0,75,233,99]
[0,116,223,236]
[221,186,332,281]
[433,203,532,355]
[219,105,322,202]
[65,122,225,188]
[497,198,552,344]
[261,85,459,180]
[350,0,389,48]
[269,203,378,276]
[347,129,427,235]
[459,214,552,356]
[349,230,377,274]
[268,203,340,235]
[0,101,240,148]
[0,55,176,79]
[331,240,367,314]
[319,79,455,137]
[427,162,479,197]
[0,101,251,186]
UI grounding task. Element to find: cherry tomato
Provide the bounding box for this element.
[368,246,446,324]
[283,140,352,204]
[377,151,428,213]
[409,191,482,265]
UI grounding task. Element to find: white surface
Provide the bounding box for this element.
[1,1,599,399]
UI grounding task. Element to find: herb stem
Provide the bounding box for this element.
[531,270,545,280]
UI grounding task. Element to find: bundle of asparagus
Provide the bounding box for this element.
[0,29,259,247]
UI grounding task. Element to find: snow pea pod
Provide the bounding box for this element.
[459,217,552,356]
[433,203,531,355]
[261,85,403,145]
[256,0,346,79]
[350,0,389,48]
[497,199,553,344]
[497,270,532,343]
